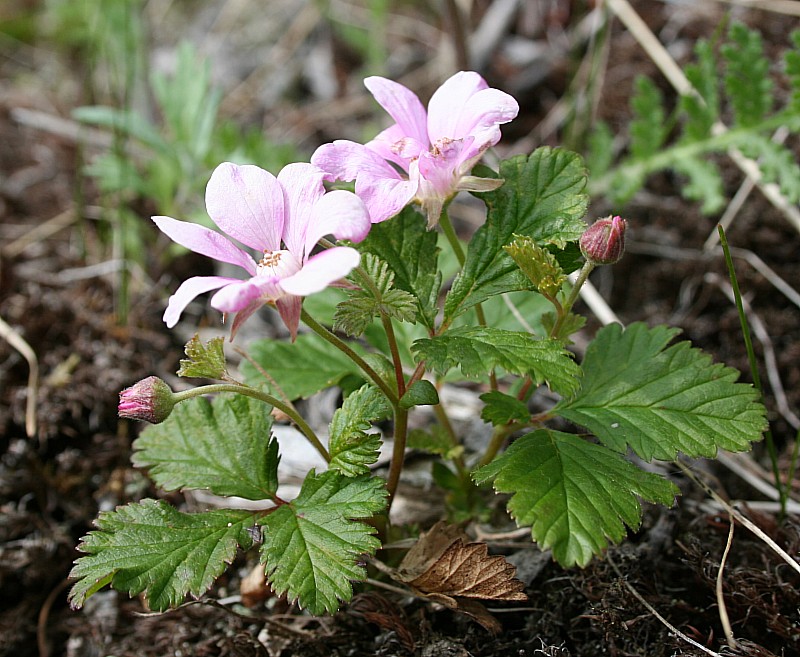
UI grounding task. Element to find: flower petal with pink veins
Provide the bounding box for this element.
[304,190,371,256]
[210,277,280,313]
[356,174,418,223]
[152,216,257,275]
[426,71,488,142]
[452,88,520,148]
[364,76,429,147]
[312,140,401,183]
[163,276,239,328]
[205,162,284,252]
[277,162,327,257]
[279,247,360,296]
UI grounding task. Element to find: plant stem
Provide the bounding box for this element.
[385,406,408,508]
[717,225,784,516]
[381,314,406,397]
[173,383,329,461]
[438,207,497,390]
[552,260,595,337]
[301,309,398,405]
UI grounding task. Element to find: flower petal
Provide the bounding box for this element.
[427,72,518,146]
[356,174,418,223]
[312,140,400,183]
[205,162,284,252]
[275,296,302,341]
[152,216,257,275]
[365,124,413,170]
[277,162,327,257]
[279,247,361,296]
[163,276,238,328]
[454,87,520,147]
[426,71,488,142]
[364,76,429,146]
[210,276,279,313]
[304,190,371,255]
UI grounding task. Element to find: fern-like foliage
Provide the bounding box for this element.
[590,22,800,213]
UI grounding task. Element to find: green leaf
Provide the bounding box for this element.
[399,380,440,409]
[333,254,417,337]
[133,394,279,500]
[69,499,256,611]
[473,430,678,566]
[479,390,530,426]
[785,31,800,114]
[541,310,586,343]
[259,471,386,614]
[329,385,392,476]
[241,333,363,400]
[178,334,227,379]
[630,76,668,160]
[408,426,463,460]
[681,39,719,141]
[444,149,589,321]
[412,327,581,397]
[359,206,441,330]
[673,156,725,214]
[722,22,772,127]
[555,322,767,461]
[503,235,566,298]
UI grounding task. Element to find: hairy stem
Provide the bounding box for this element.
[173,383,329,461]
[301,309,398,405]
[385,406,409,509]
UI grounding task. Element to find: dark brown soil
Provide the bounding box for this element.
[2,2,799,656]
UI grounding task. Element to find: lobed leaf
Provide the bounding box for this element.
[722,22,772,128]
[412,326,581,397]
[358,206,441,330]
[133,394,279,500]
[259,471,387,614]
[334,254,417,337]
[328,385,392,476]
[555,322,767,461]
[630,76,668,160]
[178,334,227,379]
[473,430,678,566]
[241,333,364,400]
[69,499,256,611]
[443,149,589,322]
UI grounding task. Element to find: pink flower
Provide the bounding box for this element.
[311,71,519,228]
[119,376,176,424]
[153,162,371,339]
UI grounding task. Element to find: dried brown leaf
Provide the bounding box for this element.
[396,521,527,602]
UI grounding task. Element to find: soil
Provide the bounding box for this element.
[2,2,799,656]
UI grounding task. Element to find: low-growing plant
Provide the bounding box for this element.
[69,68,769,622]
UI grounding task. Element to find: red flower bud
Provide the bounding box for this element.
[580,215,627,265]
[118,376,176,424]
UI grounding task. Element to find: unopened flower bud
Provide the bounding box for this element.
[118,376,176,424]
[580,215,627,265]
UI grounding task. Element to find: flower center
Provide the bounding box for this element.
[256,249,302,279]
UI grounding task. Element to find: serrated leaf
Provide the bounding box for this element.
[722,22,772,127]
[630,76,667,160]
[359,206,441,330]
[259,471,387,614]
[329,385,392,476]
[69,499,256,611]
[334,255,417,337]
[681,39,719,141]
[133,394,279,500]
[479,391,530,426]
[555,322,767,461]
[178,334,227,379]
[473,430,678,566]
[503,235,566,298]
[399,380,440,409]
[444,149,589,322]
[541,310,586,343]
[412,327,581,397]
[241,333,363,400]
